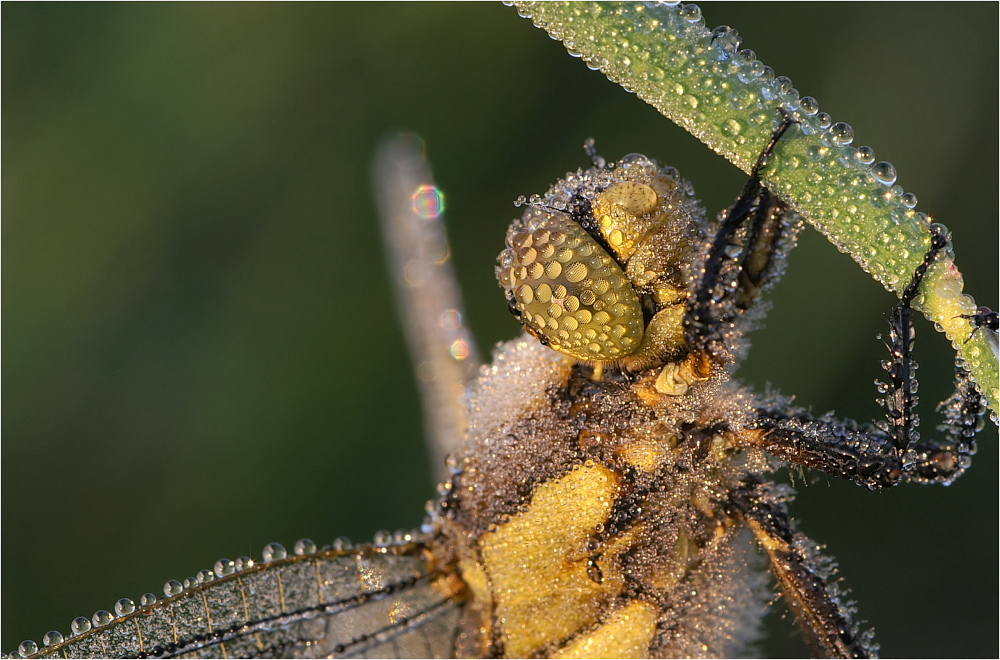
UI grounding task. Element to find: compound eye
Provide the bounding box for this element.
[498,211,644,361]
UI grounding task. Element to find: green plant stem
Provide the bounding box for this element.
[512,1,998,416]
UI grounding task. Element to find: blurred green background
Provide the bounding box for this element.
[3,3,997,657]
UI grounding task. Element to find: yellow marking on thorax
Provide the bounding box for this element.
[477,463,634,658]
[551,601,658,659]
[620,436,671,472]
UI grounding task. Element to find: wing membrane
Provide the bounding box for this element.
[33,544,464,659]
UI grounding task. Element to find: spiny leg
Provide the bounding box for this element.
[723,476,875,659]
[685,111,796,354]
[877,223,947,453]
[733,191,796,313]
[740,407,902,490]
[746,365,983,490]
[903,366,984,485]
[744,224,985,489]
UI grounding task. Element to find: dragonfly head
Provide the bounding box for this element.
[497,153,705,370]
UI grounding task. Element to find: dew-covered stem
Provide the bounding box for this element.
[510,1,998,416]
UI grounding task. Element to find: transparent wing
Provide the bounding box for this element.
[30,544,464,659]
[373,135,481,481]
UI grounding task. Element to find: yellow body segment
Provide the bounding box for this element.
[477,463,634,658]
[550,601,659,659]
[620,436,671,472]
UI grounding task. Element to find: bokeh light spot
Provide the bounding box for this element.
[450,339,470,360]
[440,309,462,331]
[412,185,445,218]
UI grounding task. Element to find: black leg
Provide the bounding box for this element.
[733,190,796,313]
[685,112,796,354]
[877,224,947,453]
[743,224,985,490]
[744,405,902,490]
[747,367,984,491]
[903,366,983,485]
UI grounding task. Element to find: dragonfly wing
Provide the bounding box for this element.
[33,544,464,659]
[373,134,481,481]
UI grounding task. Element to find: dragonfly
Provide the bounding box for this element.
[4,3,997,658]
[9,119,992,657]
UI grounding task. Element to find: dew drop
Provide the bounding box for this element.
[747,109,769,127]
[294,538,317,555]
[799,96,819,115]
[829,122,854,146]
[856,146,875,164]
[91,610,113,628]
[71,617,91,636]
[183,577,197,589]
[514,195,526,208]
[163,579,183,597]
[114,598,135,617]
[393,529,415,545]
[262,542,287,563]
[373,529,393,547]
[234,556,255,572]
[41,632,63,648]
[332,537,353,552]
[140,593,157,607]
[930,222,949,239]
[196,569,215,584]
[17,641,38,658]
[816,112,832,129]
[214,558,236,578]
[710,25,741,56]
[901,192,918,209]
[870,161,897,186]
[721,118,742,137]
[679,3,701,22]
